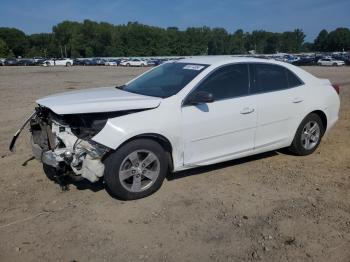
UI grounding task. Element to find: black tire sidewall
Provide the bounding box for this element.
[43,163,61,181]
[104,139,168,200]
[290,113,325,156]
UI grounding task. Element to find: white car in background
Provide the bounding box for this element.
[120,58,147,67]
[11,57,340,200]
[317,58,345,66]
[43,58,74,67]
[104,60,118,66]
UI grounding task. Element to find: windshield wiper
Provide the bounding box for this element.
[115,84,125,90]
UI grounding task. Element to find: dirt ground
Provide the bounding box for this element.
[0,65,349,262]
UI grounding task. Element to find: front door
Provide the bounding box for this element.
[181,63,257,165]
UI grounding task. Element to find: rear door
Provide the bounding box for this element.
[250,63,305,151]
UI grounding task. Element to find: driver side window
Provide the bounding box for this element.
[193,64,249,100]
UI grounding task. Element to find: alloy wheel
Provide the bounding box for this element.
[301,120,320,150]
[118,150,160,192]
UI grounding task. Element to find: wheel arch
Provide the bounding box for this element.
[290,109,328,147]
[103,133,174,172]
[310,110,327,131]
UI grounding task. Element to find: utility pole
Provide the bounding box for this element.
[60,46,63,58]
[64,45,67,58]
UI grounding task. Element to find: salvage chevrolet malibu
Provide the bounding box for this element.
[10,57,340,200]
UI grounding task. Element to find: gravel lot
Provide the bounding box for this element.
[0,66,349,262]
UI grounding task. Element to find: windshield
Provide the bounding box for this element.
[122,62,208,98]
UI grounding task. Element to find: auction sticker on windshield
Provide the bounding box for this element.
[183,64,205,70]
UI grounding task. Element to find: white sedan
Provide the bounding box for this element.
[104,60,118,66]
[317,58,345,66]
[43,58,74,67]
[120,58,147,67]
[11,57,340,200]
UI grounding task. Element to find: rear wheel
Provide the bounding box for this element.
[66,62,72,67]
[333,63,338,66]
[104,139,168,200]
[289,113,325,156]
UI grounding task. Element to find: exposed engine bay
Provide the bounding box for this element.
[29,107,110,182]
[19,106,142,183]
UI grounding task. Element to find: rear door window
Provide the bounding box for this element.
[250,64,290,94]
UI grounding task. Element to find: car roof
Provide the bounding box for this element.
[177,55,319,83]
[178,56,286,66]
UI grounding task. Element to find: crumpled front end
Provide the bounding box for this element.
[30,107,109,182]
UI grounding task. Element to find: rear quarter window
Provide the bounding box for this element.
[286,69,303,88]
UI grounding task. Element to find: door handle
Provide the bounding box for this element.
[292,98,303,103]
[240,107,255,114]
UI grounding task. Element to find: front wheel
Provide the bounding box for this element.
[289,113,325,156]
[104,139,168,200]
[66,62,72,67]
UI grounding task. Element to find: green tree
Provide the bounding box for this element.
[327,28,350,51]
[0,28,28,57]
[0,38,8,57]
[314,29,328,51]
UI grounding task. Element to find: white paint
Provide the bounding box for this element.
[37,57,340,173]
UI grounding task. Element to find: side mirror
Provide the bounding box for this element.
[186,91,214,105]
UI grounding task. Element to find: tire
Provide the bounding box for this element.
[104,139,168,200]
[43,163,61,181]
[289,113,325,156]
[66,62,72,67]
[333,63,338,66]
[126,63,130,67]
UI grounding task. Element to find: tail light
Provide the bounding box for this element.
[332,84,340,94]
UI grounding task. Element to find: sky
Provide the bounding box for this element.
[0,0,349,41]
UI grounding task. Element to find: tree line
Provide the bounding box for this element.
[0,20,349,58]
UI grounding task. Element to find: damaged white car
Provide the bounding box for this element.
[10,57,340,200]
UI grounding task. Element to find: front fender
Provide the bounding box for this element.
[91,106,183,170]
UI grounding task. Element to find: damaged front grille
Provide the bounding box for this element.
[30,106,110,182]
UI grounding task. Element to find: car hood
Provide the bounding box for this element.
[36,86,162,114]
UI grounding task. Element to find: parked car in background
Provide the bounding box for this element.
[332,53,350,65]
[120,58,147,67]
[292,56,316,66]
[104,59,120,66]
[33,57,45,63]
[43,58,74,67]
[34,59,46,66]
[147,59,163,66]
[4,58,19,66]
[11,57,340,200]
[91,58,106,66]
[17,59,36,66]
[317,58,345,66]
[74,59,94,66]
